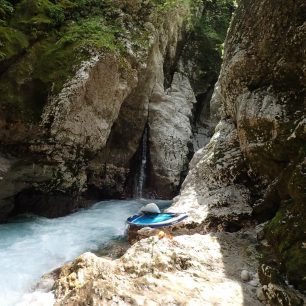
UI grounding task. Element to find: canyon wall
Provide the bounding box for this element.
[172,0,306,296]
[7,1,304,304]
[0,0,233,220]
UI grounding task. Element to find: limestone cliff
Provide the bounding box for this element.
[0,0,234,220]
[172,0,306,298]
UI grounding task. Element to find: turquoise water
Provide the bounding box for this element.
[0,199,170,306]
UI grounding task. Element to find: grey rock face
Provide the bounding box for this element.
[171,119,252,231]
[0,3,204,218]
[86,9,193,199]
[173,0,306,296]
[42,53,138,153]
[148,72,196,197]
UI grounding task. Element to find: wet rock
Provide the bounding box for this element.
[94,239,130,260]
[35,276,55,293]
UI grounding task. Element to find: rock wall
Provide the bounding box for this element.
[0,1,197,219]
[148,71,196,197]
[0,0,234,219]
[171,119,253,232]
[86,7,194,199]
[173,0,306,296]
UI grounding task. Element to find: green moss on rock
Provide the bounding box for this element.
[0,1,130,122]
[0,0,209,123]
[264,195,306,290]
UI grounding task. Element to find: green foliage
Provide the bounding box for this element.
[182,0,235,94]
[0,0,128,121]
[56,17,122,52]
[154,0,190,10]
[200,0,235,52]
[57,0,114,19]
[0,26,29,61]
[10,0,65,38]
[0,0,14,23]
[200,0,234,61]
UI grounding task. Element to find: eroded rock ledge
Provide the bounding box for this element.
[53,233,262,306]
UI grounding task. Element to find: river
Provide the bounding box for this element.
[0,199,170,306]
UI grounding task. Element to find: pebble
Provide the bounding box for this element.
[137,227,159,237]
[256,287,266,301]
[241,270,251,282]
[249,279,259,287]
[35,278,55,292]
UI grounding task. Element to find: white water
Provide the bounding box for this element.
[0,199,170,306]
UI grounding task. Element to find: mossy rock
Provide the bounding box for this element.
[0,13,126,121]
[264,197,306,291]
[0,0,157,123]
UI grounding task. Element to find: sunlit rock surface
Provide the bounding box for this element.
[148,72,197,197]
[171,119,253,232]
[54,233,261,306]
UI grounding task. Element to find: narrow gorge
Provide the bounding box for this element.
[0,0,305,305]
[0,0,232,219]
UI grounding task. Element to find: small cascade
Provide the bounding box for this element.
[133,126,148,198]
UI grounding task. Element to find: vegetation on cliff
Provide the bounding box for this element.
[183,0,235,95]
[0,0,132,121]
[0,0,234,122]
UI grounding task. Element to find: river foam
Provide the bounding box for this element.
[0,199,170,306]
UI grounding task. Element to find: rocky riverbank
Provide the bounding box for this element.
[52,231,263,306]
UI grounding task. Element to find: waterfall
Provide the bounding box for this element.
[134,126,148,198]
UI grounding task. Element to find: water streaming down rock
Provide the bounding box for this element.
[133,126,148,198]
